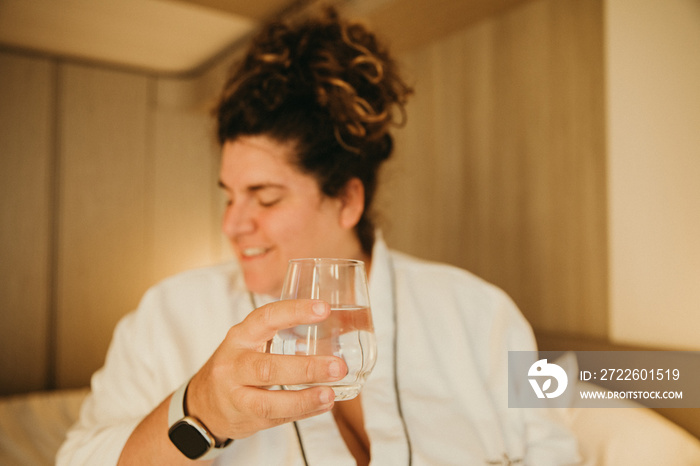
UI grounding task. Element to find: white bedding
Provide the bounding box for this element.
[564,382,700,465]
[1,380,699,465]
[0,388,88,466]
[555,352,700,465]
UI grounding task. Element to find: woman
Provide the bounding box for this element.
[58,8,579,465]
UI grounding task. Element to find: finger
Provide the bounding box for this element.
[234,352,347,387]
[232,390,337,438]
[236,386,336,423]
[238,299,330,346]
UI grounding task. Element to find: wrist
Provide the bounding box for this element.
[183,373,229,444]
[168,377,233,460]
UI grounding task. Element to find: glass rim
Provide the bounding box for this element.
[287,257,365,266]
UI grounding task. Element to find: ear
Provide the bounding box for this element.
[338,178,365,230]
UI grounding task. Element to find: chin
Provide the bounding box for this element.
[243,274,281,298]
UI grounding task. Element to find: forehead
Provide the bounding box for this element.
[220,135,301,184]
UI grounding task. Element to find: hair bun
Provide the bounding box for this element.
[306,9,411,153]
[220,7,412,156]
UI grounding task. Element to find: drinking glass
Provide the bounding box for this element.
[271,258,377,401]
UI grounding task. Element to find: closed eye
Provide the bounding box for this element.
[217,180,286,208]
[251,185,285,207]
[258,197,281,207]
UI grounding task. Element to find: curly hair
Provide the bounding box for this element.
[215,7,412,254]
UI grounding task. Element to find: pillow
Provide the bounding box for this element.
[0,389,88,466]
[553,353,700,466]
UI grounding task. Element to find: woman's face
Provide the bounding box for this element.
[219,135,364,297]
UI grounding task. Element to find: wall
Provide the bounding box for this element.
[605,0,700,350]
[0,53,54,395]
[3,0,696,395]
[376,0,700,350]
[378,0,608,337]
[1,0,608,394]
[0,51,227,394]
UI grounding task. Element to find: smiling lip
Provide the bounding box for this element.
[240,246,271,259]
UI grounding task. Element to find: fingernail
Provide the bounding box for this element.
[312,302,326,316]
[320,389,334,405]
[329,360,341,378]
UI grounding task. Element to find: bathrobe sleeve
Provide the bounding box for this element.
[56,264,242,465]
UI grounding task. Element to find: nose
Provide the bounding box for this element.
[222,200,256,239]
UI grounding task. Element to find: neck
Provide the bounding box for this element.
[340,234,372,275]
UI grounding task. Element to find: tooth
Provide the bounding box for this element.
[243,247,267,257]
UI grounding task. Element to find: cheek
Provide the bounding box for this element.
[267,205,332,253]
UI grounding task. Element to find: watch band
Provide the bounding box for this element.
[168,378,233,460]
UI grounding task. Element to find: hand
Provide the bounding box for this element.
[184,299,347,441]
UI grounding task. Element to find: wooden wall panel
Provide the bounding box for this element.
[379,0,607,337]
[55,64,152,388]
[150,107,224,285]
[0,52,54,395]
[546,0,608,335]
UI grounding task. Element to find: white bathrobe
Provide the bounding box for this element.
[57,237,580,465]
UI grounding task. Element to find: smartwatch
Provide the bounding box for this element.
[168,379,233,460]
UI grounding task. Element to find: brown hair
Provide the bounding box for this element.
[215,7,412,254]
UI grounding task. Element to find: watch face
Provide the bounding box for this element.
[168,418,213,460]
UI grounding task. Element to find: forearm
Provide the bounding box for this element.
[118,394,213,466]
[116,300,340,464]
